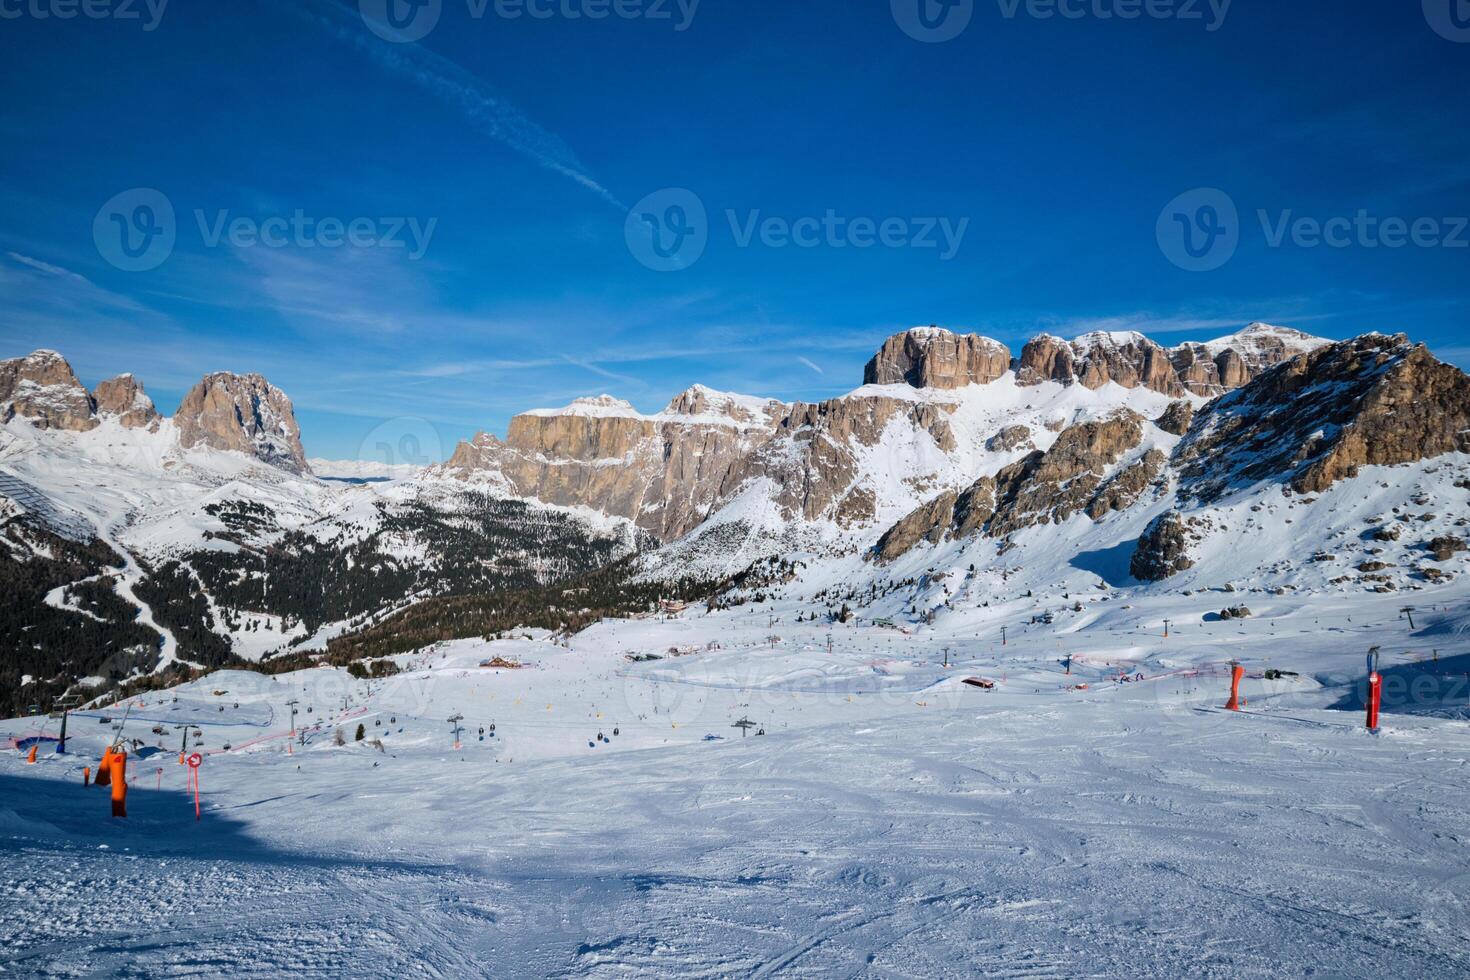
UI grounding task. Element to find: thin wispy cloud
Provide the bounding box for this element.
[265,0,624,210]
[6,251,89,284]
[797,356,823,375]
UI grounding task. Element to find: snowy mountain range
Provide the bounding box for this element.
[3,322,1468,712]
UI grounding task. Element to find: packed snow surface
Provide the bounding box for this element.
[4,582,1470,976]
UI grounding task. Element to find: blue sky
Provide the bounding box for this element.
[1,0,1467,460]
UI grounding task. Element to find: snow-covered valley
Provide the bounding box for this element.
[4,585,1470,976]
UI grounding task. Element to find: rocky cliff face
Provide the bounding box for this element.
[870,410,1163,560]
[1170,323,1325,396]
[174,372,309,473]
[93,374,159,429]
[445,391,784,541]
[1017,323,1326,397]
[718,393,959,529]
[863,328,1011,389]
[0,350,98,431]
[1175,334,1470,499]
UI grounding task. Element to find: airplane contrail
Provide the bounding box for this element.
[263,0,626,211]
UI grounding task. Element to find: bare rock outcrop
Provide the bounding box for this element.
[1086,449,1167,520]
[863,328,1011,389]
[870,472,998,562]
[1154,400,1194,436]
[93,374,159,429]
[869,410,1151,560]
[1175,334,1470,499]
[986,424,1033,453]
[1130,511,1196,581]
[1015,335,1075,385]
[1429,535,1467,562]
[445,393,784,541]
[174,372,309,473]
[872,490,957,562]
[0,349,97,431]
[1170,323,1326,396]
[721,394,958,528]
[986,410,1146,537]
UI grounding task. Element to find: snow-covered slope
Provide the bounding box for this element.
[0,408,638,713]
[3,567,1469,975]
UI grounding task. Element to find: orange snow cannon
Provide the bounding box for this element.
[110,752,128,818]
[1225,664,1245,711]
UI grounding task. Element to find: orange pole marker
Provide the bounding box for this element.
[1224,664,1245,711]
[83,766,91,786]
[110,752,128,818]
[26,744,37,764]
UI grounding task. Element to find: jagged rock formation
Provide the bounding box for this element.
[1169,323,1325,396]
[1153,401,1194,436]
[174,372,309,473]
[872,490,958,562]
[441,325,1465,575]
[1130,512,1196,581]
[1018,332,1179,395]
[986,411,1148,537]
[871,411,1156,560]
[94,374,159,429]
[1086,449,1167,520]
[445,390,785,541]
[863,328,1010,389]
[0,350,98,431]
[719,394,959,530]
[1175,334,1470,499]
[1017,323,1325,397]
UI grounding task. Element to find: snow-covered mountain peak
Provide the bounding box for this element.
[525,394,642,419]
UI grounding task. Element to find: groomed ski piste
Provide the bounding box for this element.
[4,584,1470,977]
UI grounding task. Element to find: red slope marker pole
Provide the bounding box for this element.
[1366,672,1382,733]
[187,753,203,820]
